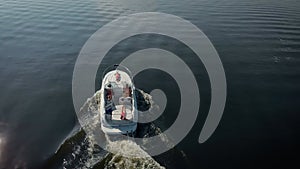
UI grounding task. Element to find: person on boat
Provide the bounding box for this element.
[105,93,115,121]
[123,83,131,97]
[120,105,127,120]
[115,72,121,82]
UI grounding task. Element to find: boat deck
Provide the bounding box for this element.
[112,105,133,120]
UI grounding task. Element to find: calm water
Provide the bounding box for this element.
[0,0,300,168]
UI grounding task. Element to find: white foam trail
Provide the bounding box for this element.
[106,139,150,158]
[105,139,164,169]
[64,89,165,169]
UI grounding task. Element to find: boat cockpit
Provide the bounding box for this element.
[103,72,134,124]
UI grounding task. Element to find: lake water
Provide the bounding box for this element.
[0,0,299,168]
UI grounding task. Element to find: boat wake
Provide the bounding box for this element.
[44,89,168,169]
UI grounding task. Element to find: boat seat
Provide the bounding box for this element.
[119,97,132,105]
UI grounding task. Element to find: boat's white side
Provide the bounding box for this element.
[100,70,138,135]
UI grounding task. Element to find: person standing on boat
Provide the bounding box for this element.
[115,72,121,82]
[120,105,127,120]
[105,93,115,121]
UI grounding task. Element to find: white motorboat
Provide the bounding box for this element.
[99,64,138,135]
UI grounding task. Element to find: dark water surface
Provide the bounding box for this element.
[0,0,300,168]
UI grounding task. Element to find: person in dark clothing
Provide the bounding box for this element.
[105,94,115,121]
